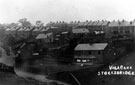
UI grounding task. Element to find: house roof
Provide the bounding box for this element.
[25,27,32,31]
[18,27,25,31]
[46,21,68,27]
[96,21,103,26]
[130,21,135,26]
[102,21,109,26]
[7,27,15,31]
[46,22,55,27]
[56,34,61,37]
[36,32,52,39]
[46,27,50,31]
[87,21,93,26]
[40,27,50,32]
[119,21,130,26]
[36,34,46,39]
[25,27,33,31]
[5,28,11,31]
[46,32,52,37]
[92,21,98,26]
[72,28,89,33]
[55,38,59,40]
[40,28,46,32]
[70,21,79,27]
[33,28,38,31]
[108,21,120,27]
[15,27,20,31]
[22,27,28,31]
[50,26,59,29]
[61,31,68,34]
[33,27,42,31]
[75,43,108,51]
[10,27,17,31]
[83,21,89,26]
[78,22,84,26]
[25,28,30,31]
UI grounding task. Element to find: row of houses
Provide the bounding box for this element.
[4,20,135,44]
[5,26,70,45]
[109,20,135,38]
[46,20,135,39]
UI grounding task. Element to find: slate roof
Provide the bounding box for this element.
[119,21,130,26]
[102,21,109,26]
[36,32,53,39]
[72,28,89,33]
[78,22,84,26]
[33,27,43,31]
[25,27,33,31]
[5,28,11,31]
[61,31,68,34]
[18,27,25,31]
[96,21,103,26]
[83,21,89,26]
[15,27,20,31]
[50,26,59,29]
[23,27,27,31]
[92,21,98,26]
[75,43,108,51]
[87,21,93,26]
[108,21,120,27]
[130,21,135,26]
[10,27,17,31]
[40,27,50,32]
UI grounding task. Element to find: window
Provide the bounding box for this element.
[125,30,130,34]
[120,27,123,33]
[82,60,87,62]
[113,31,118,34]
[77,59,81,62]
[89,51,91,54]
[98,51,101,55]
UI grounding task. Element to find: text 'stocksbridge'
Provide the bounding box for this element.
[97,65,135,75]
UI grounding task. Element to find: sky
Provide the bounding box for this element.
[0,0,135,25]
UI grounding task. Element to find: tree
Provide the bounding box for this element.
[18,18,31,27]
[36,20,44,27]
[9,23,19,27]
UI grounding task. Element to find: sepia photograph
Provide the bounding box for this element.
[0,0,135,85]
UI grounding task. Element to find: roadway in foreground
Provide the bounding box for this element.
[0,49,135,85]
